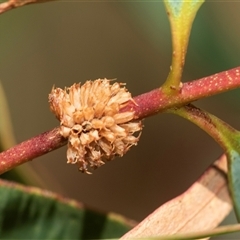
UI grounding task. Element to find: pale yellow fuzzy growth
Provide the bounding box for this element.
[49,79,142,173]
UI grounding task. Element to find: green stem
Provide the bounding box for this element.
[169,104,240,221]
[162,0,204,93]
[168,104,238,152]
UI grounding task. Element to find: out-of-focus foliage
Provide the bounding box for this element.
[0,81,15,151]
[0,179,133,239]
[0,81,44,185]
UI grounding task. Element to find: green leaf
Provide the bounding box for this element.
[169,104,240,222]
[164,0,204,18]
[0,179,134,239]
[227,150,240,221]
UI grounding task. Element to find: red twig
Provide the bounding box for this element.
[0,1,14,14]
[0,0,54,14]
[0,66,240,174]
[0,128,66,174]
[123,66,240,118]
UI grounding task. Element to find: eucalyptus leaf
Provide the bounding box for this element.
[164,0,204,18]
[0,179,134,239]
[170,104,240,222]
[227,150,240,222]
[131,224,240,240]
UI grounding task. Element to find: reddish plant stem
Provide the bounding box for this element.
[0,1,13,14]
[122,66,240,118]
[0,66,240,174]
[0,128,66,174]
[0,0,54,14]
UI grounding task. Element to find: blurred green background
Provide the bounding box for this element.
[0,1,240,239]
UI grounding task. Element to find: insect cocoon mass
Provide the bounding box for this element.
[49,79,142,173]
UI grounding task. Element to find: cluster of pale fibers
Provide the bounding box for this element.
[49,79,142,173]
